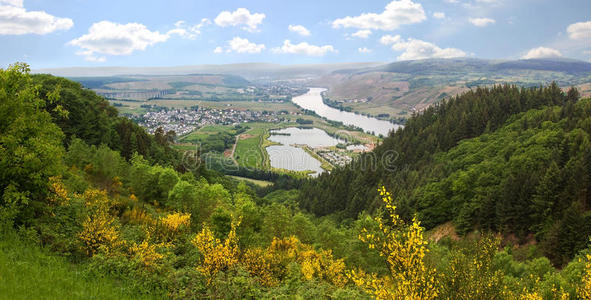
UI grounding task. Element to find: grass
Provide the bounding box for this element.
[0,231,163,300]
[233,122,287,169]
[228,175,273,187]
[179,124,238,143]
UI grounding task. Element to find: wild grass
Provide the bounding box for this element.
[0,231,164,300]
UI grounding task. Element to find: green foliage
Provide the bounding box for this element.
[301,83,591,265]
[3,66,591,298]
[0,63,65,225]
[0,230,162,300]
[32,73,179,165]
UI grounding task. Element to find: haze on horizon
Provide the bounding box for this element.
[1,0,591,69]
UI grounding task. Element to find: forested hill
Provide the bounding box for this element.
[31,73,179,166]
[299,83,591,265]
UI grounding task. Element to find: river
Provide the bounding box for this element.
[291,88,401,137]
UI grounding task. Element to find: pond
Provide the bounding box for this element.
[266,127,343,176]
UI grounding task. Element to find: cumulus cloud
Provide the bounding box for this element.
[567,21,591,40]
[390,38,466,60]
[69,21,171,62]
[522,47,562,59]
[213,46,223,54]
[288,24,310,36]
[168,19,210,39]
[380,34,401,45]
[214,8,265,32]
[0,0,73,35]
[358,47,372,53]
[272,40,336,56]
[226,37,265,54]
[69,20,210,62]
[332,0,426,31]
[351,29,372,39]
[433,12,445,19]
[469,17,496,27]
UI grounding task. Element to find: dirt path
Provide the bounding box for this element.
[228,135,239,164]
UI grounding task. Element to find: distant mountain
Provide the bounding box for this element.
[491,58,591,73]
[318,57,591,119]
[360,58,591,75]
[34,62,384,81]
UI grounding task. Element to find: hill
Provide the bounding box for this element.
[299,83,591,266]
[317,58,591,119]
[2,63,591,298]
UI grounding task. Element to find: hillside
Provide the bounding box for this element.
[300,83,591,265]
[318,58,591,119]
[2,63,591,298]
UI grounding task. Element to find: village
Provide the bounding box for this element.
[131,105,291,136]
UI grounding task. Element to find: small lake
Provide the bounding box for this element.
[266,127,342,176]
[291,88,401,136]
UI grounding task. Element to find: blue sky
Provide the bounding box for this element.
[1,0,591,68]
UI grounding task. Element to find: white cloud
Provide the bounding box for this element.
[469,17,496,27]
[288,24,310,36]
[522,47,562,59]
[444,0,459,3]
[390,38,466,60]
[76,50,106,62]
[69,21,170,61]
[168,19,210,39]
[351,29,372,39]
[0,0,22,6]
[358,47,372,53]
[214,8,265,32]
[0,1,73,35]
[567,21,591,40]
[380,34,401,45]
[272,40,336,56]
[227,37,265,54]
[213,46,223,54]
[69,20,209,62]
[433,12,445,19]
[332,0,426,31]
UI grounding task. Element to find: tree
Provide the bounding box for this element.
[0,63,65,225]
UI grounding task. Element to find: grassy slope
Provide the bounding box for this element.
[0,232,163,300]
[228,175,273,187]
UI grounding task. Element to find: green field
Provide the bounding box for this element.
[0,231,162,300]
[228,175,273,187]
[179,124,239,143]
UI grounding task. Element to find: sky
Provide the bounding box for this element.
[1,0,591,68]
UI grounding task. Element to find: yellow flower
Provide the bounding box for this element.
[351,186,438,299]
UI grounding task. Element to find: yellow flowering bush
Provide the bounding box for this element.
[192,217,241,283]
[128,237,170,269]
[149,212,192,242]
[349,186,438,299]
[441,235,504,299]
[47,176,69,206]
[243,236,347,287]
[77,189,122,256]
[160,212,191,232]
[579,254,591,299]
